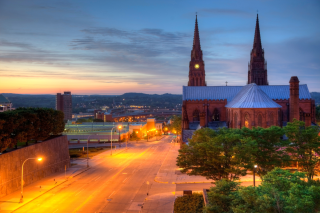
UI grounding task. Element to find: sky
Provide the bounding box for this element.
[0,0,319,95]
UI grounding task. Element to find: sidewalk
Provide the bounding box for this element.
[0,145,128,212]
[154,144,262,185]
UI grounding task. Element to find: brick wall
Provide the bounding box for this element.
[0,136,70,198]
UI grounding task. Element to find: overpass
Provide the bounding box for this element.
[112,111,181,122]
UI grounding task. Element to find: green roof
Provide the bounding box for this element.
[0,94,11,103]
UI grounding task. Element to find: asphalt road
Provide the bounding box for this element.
[15,136,173,213]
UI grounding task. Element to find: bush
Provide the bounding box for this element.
[174,193,204,213]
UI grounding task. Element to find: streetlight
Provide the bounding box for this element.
[20,157,42,203]
[253,165,258,187]
[86,134,97,168]
[118,125,122,147]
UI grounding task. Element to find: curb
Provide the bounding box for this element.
[173,181,213,184]
[154,177,168,184]
[11,167,91,212]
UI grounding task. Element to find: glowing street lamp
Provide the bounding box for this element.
[20,157,42,203]
[118,125,122,147]
[253,165,258,186]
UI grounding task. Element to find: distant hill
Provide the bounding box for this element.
[2,93,183,113]
[310,92,320,105]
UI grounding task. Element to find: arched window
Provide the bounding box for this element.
[234,113,238,128]
[193,109,200,122]
[200,78,202,86]
[245,114,249,128]
[258,114,262,127]
[270,113,274,126]
[212,108,220,121]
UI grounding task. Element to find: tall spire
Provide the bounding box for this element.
[248,13,268,85]
[188,14,206,86]
[253,14,262,49]
[193,15,201,49]
[191,15,203,61]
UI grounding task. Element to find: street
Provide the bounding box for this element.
[13,136,175,213]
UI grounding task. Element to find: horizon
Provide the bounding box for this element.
[1,0,319,94]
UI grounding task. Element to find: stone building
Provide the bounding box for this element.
[182,15,316,142]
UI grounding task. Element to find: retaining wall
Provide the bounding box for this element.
[0,135,70,198]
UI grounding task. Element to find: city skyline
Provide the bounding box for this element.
[1,0,319,95]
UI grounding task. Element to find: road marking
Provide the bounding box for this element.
[72,195,93,213]
[93,176,101,181]
[109,191,116,198]
[75,188,85,196]
[123,178,128,183]
[53,209,59,213]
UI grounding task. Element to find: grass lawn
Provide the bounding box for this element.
[69,147,112,158]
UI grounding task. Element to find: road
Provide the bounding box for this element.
[15,136,174,213]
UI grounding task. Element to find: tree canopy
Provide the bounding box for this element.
[284,119,320,181]
[205,168,320,213]
[177,120,320,181]
[167,115,182,135]
[0,108,65,152]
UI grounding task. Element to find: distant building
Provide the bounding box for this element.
[94,110,113,122]
[0,94,13,112]
[56,92,72,121]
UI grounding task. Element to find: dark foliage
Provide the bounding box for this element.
[174,193,204,213]
[0,108,65,152]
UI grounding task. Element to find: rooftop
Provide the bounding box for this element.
[225,83,282,108]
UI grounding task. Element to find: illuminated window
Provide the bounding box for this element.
[245,114,249,128]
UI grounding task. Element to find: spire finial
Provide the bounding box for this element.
[253,13,262,49]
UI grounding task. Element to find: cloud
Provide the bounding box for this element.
[72,27,191,58]
[199,8,252,17]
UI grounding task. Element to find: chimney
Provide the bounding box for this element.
[289,76,300,122]
[305,113,311,127]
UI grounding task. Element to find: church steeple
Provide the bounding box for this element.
[253,14,262,50]
[192,15,202,60]
[188,15,206,86]
[248,14,268,85]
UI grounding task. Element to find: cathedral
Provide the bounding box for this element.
[182,15,316,141]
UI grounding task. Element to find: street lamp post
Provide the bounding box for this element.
[110,126,116,155]
[147,131,149,142]
[118,125,122,147]
[253,165,258,186]
[20,157,42,203]
[86,134,97,168]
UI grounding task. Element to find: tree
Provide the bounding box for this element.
[240,126,290,176]
[205,179,240,213]
[284,119,320,181]
[0,120,10,153]
[316,105,320,122]
[174,193,204,213]
[0,108,65,152]
[177,128,247,181]
[231,168,320,213]
[168,115,182,135]
[204,168,320,213]
[130,131,139,141]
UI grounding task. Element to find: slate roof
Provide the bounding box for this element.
[183,84,311,101]
[225,83,281,108]
[0,94,10,103]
